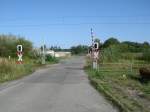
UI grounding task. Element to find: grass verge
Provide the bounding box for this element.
[0,57,58,83]
[85,66,150,112]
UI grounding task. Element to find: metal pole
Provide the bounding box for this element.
[91,28,95,69]
[91,28,94,47]
[42,37,45,64]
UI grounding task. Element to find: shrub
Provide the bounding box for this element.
[101,45,121,63]
[139,67,150,79]
[0,34,33,58]
[103,37,120,48]
[45,55,58,63]
[142,49,150,62]
[0,58,13,74]
[0,58,33,82]
[71,45,88,55]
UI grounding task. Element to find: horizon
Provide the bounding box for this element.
[0,0,150,48]
[1,33,150,49]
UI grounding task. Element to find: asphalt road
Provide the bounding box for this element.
[0,56,118,112]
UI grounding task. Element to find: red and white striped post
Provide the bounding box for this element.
[16,45,23,64]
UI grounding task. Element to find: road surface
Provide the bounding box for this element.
[0,56,118,112]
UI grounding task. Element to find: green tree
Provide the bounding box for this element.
[94,38,103,49]
[71,45,88,55]
[143,41,150,50]
[0,34,33,58]
[103,37,120,48]
[142,48,150,62]
[121,41,143,52]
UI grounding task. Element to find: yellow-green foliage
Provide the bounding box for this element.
[0,58,33,82]
[0,34,33,57]
[101,45,121,63]
[85,63,150,112]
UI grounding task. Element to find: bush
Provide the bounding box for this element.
[101,45,121,62]
[45,55,58,63]
[0,34,33,58]
[0,58,33,82]
[0,58,13,74]
[139,67,150,79]
[103,37,120,48]
[142,49,150,62]
[71,45,88,55]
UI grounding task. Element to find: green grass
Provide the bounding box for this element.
[85,62,150,112]
[45,55,59,64]
[0,57,59,83]
[0,58,33,82]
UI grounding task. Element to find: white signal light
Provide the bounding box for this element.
[17,45,23,52]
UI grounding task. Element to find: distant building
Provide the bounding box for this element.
[46,50,71,58]
[46,50,55,57]
[55,52,71,58]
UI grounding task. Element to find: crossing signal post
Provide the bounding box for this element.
[16,45,23,64]
[93,42,99,69]
[90,29,99,69]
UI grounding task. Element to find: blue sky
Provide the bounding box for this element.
[0,0,150,48]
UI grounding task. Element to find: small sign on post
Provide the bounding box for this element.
[16,45,23,64]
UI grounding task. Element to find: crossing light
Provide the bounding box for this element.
[17,45,23,52]
[94,42,99,50]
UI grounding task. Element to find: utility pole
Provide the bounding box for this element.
[41,37,45,64]
[91,28,95,69]
[91,28,99,69]
[91,28,94,48]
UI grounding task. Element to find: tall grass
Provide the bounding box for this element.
[85,64,150,112]
[100,45,121,63]
[142,49,150,62]
[45,55,59,64]
[0,58,33,82]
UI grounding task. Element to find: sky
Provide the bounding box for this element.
[0,0,150,48]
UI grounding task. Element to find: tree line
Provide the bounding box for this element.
[0,34,149,62]
[101,37,150,62]
[102,37,150,53]
[0,34,33,58]
[70,37,150,62]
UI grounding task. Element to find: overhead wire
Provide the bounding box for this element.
[0,16,150,27]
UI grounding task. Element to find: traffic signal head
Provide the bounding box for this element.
[17,45,23,52]
[94,42,99,50]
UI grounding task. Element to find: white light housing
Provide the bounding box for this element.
[94,42,99,50]
[17,45,23,52]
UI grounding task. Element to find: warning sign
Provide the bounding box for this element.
[93,51,99,59]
